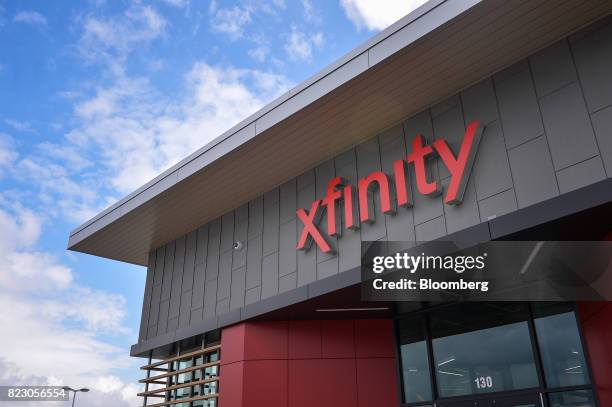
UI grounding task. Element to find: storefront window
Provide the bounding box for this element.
[534,304,590,388]
[429,303,538,398]
[398,316,432,403]
[548,389,596,407]
[396,303,595,405]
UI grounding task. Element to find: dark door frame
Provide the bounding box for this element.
[393,302,599,407]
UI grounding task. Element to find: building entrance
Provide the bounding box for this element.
[396,302,597,407]
[437,391,542,407]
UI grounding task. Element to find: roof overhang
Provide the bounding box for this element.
[68,0,612,266]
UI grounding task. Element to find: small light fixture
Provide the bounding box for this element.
[62,387,89,407]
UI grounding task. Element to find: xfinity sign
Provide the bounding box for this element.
[296,121,484,253]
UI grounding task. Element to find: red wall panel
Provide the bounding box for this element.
[357,358,400,407]
[243,360,288,407]
[288,320,322,359]
[288,359,358,407]
[243,321,288,360]
[220,318,399,407]
[579,302,612,407]
[355,319,395,358]
[321,319,355,358]
[217,361,243,407]
[220,323,245,365]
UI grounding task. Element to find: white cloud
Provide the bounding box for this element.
[159,0,190,8]
[0,204,138,407]
[285,26,324,61]
[5,118,35,133]
[13,153,106,223]
[9,60,291,226]
[340,0,428,31]
[78,5,167,65]
[0,6,301,407]
[0,133,18,173]
[311,32,324,47]
[0,291,130,380]
[42,287,128,334]
[57,90,81,100]
[0,360,140,407]
[248,34,270,63]
[248,45,269,62]
[210,5,251,39]
[37,142,93,172]
[0,6,169,225]
[14,10,47,26]
[0,206,42,254]
[1,250,72,292]
[64,63,291,195]
[302,0,320,24]
[0,7,295,407]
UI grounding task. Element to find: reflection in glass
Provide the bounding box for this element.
[194,355,204,380]
[398,316,432,403]
[172,359,194,386]
[204,364,219,379]
[430,303,538,397]
[548,390,596,407]
[168,353,221,404]
[207,350,220,363]
[534,308,589,388]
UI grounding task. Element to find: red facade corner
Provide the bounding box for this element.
[219,318,399,407]
[579,302,612,407]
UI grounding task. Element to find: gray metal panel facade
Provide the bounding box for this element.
[137,20,612,344]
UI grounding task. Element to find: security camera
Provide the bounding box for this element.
[233,241,244,251]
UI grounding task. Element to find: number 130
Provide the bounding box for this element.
[474,376,493,389]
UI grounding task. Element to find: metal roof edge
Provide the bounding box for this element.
[68,0,480,246]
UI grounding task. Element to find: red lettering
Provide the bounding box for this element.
[343,184,359,230]
[322,177,343,236]
[406,134,440,196]
[358,171,396,223]
[393,159,412,207]
[296,200,332,253]
[433,121,482,205]
[295,122,484,251]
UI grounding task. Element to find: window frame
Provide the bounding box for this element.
[393,302,600,407]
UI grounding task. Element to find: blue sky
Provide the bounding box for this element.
[0,1,425,405]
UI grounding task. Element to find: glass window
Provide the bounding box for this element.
[207,351,220,363]
[194,355,203,380]
[175,358,193,385]
[204,365,218,378]
[548,390,596,407]
[196,380,217,395]
[205,329,221,345]
[398,316,432,403]
[430,303,539,398]
[534,304,590,388]
[193,400,217,407]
